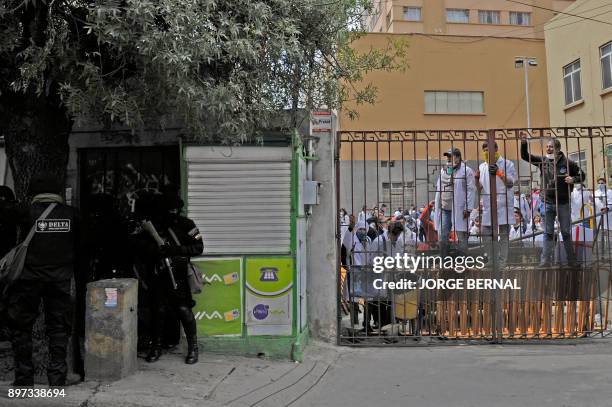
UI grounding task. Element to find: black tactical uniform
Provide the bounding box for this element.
[133,188,203,364]
[0,186,18,342]
[0,186,18,258]
[5,174,80,386]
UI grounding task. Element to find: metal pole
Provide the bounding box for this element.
[487,130,502,341]
[523,58,531,129]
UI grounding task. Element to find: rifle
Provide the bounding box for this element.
[142,220,178,290]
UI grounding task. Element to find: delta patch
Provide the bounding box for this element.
[36,219,71,233]
[559,166,567,175]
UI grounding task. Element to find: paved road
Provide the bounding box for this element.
[1,339,612,407]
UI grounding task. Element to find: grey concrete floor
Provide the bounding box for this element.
[1,339,612,407]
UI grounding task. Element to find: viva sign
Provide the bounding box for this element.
[192,258,242,336]
[245,257,294,335]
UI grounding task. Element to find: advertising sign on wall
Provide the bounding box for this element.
[245,257,294,336]
[192,258,242,336]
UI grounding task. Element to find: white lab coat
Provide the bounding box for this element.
[514,194,532,224]
[527,222,544,242]
[434,162,476,233]
[570,188,593,223]
[509,224,526,240]
[468,225,480,243]
[478,157,516,226]
[357,211,367,224]
[340,214,350,240]
[370,233,406,258]
[342,230,371,266]
[342,230,372,300]
[594,188,612,230]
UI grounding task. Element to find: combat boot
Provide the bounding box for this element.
[146,340,162,363]
[185,333,199,364]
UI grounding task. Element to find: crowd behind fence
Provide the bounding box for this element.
[337,127,612,344]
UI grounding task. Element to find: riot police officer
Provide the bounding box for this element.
[5,174,80,386]
[134,186,203,364]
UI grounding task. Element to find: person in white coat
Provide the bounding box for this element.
[594,177,612,229]
[514,190,532,225]
[477,141,516,269]
[368,221,406,329]
[357,205,368,224]
[594,177,612,255]
[434,148,476,257]
[342,220,372,331]
[570,183,593,224]
[509,209,527,243]
[339,208,350,241]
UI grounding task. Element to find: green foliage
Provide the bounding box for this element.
[0,0,408,141]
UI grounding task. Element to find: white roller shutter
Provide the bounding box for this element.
[185,146,292,254]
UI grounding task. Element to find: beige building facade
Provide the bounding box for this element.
[341,33,550,133]
[544,0,612,184]
[367,0,574,39]
[338,33,552,211]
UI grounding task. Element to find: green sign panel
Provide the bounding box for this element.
[245,257,294,335]
[245,257,293,296]
[192,258,242,336]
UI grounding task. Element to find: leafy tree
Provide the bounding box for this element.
[0,0,407,199]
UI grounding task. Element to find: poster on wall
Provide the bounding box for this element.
[245,257,294,336]
[192,258,242,337]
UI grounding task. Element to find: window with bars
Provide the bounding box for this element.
[425,91,484,114]
[382,182,415,210]
[446,9,469,23]
[510,11,531,26]
[403,7,421,21]
[563,60,582,105]
[601,42,612,90]
[606,145,612,186]
[478,10,500,24]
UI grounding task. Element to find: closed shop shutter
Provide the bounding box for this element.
[185,146,292,254]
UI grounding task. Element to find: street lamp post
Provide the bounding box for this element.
[515,56,537,129]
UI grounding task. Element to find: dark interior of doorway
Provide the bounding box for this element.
[78,146,180,218]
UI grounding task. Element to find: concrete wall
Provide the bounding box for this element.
[339,158,535,215]
[306,117,338,342]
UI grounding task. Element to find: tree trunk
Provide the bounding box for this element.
[2,90,72,201]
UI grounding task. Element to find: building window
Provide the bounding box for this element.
[446,9,469,23]
[381,160,395,168]
[606,145,612,185]
[563,60,582,105]
[425,91,484,114]
[403,7,421,21]
[569,150,588,184]
[382,182,414,210]
[478,10,500,24]
[509,11,531,26]
[601,42,612,90]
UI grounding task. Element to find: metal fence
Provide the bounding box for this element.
[336,127,612,345]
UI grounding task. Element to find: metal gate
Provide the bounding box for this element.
[337,127,612,345]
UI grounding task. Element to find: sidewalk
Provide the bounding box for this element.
[2,338,612,407]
